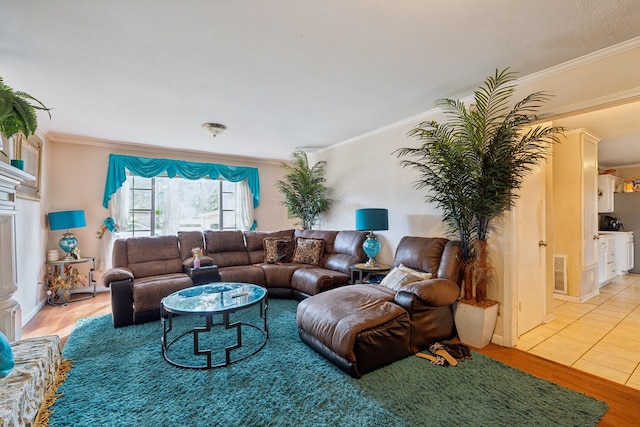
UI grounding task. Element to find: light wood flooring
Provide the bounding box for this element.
[22,292,640,426]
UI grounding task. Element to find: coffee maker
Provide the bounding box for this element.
[601,215,624,231]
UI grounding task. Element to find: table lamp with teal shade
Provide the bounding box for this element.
[48,210,86,260]
[355,208,388,267]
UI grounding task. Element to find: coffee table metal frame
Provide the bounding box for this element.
[161,282,268,369]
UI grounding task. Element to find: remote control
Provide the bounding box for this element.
[231,292,248,298]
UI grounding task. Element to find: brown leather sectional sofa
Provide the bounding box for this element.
[103,229,368,327]
[297,236,462,378]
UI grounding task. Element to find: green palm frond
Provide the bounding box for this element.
[276,149,332,229]
[396,67,564,260]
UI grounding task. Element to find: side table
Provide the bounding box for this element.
[185,265,221,285]
[350,263,391,284]
[45,257,97,306]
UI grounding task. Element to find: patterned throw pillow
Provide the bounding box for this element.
[291,237,325,266]
[379,266,422,291]
[263,237,294,264]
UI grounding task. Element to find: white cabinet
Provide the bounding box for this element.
[600,231,634,275]
[552,129,600,299]
[597,174,619,213]
[597,235,616,287]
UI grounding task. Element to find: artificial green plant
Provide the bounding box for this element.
[0,76,51,157]
[276,149,332,230]
[397,68,564,304]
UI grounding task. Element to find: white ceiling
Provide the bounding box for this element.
[2,1,640,161]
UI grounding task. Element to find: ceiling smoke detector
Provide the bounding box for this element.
[202,123,227,137]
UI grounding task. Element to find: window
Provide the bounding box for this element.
[120,174,240,237]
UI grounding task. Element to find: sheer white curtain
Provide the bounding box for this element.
[98,179,130,271]
[236,179,255,230]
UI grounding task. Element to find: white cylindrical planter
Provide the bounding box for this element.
[453,300,500,349]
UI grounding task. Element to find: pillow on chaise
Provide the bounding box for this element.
[263,237,294,264]
[398,264,433,281]
[292,237,325,266]
[380,266,421,291]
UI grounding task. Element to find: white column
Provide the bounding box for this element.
[0,162,33,341]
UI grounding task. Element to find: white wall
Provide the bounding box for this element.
[311,112,449,266]
[11,132,51,331]
[13,198,47,326]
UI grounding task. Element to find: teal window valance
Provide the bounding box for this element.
[102,154,260,208]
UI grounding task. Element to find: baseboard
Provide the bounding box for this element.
[553,293,581,303]
[553,289,600,304]
[21,300,46,330]
[490,333,505,347]
[580,289,601,303]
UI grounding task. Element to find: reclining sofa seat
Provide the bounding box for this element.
[206,229,367,300]
[106,235,194,327]
[297,236,461,378]
[103,229,368,327]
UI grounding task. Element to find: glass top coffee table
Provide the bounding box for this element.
[161,282,268,369]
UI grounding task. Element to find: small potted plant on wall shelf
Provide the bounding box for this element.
[0,76,50,167]
[397,68,564,348]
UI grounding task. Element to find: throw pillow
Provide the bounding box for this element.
[263,237,294,264]
[379,266,421,291]
[0,331,14,378]
[292,237,325,266]
[398,264,433,281]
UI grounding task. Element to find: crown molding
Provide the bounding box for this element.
[517,36,640,85]
[46,133,283,167]
[608,163,640,170]
[538,87,640,121]
[324,37,640,151]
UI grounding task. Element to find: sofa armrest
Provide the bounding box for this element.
[110,279,134,328]
[394,278,460,309]
[102,268,134,287]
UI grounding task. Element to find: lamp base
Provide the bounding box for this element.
[59,232,78,261]
[362,232,381,268]
[364,258,379,268]
[60,253,76,261]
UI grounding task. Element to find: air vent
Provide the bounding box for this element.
[553,255,567,294]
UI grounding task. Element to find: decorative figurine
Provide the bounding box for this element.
[192,247,201,268]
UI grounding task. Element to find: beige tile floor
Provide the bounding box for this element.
[517,273,640,390]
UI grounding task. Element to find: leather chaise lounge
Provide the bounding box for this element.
[103,229,368,327]
[296,236,461,378]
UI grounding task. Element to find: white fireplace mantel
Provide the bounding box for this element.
[0,161,35,341]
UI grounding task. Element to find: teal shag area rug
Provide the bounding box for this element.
[51,299,607,426]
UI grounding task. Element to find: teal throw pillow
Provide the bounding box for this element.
[0,331,14,378]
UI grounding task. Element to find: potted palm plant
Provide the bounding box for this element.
[397,68,563,348]
[276,149,332,230]
[0,76,50,162]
